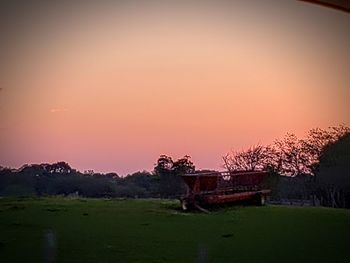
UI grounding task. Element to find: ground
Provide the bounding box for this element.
[0,198,350,263]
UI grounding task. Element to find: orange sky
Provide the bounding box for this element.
[0,0,349,175]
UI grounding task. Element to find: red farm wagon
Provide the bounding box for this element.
[180,171,271,211]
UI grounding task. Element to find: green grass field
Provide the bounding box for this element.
[1,198,350,263]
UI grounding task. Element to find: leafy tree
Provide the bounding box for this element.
[315,133,350,208]
[154,155,174,173]
[154,155,195,198]
[173,155,195,174]
[47,162,73,174]
[123,171,160,197]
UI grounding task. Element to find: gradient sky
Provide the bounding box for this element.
[0,0,349,175]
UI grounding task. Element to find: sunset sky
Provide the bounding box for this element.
[0,0,349,175]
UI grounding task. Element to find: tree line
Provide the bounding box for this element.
[222,125,350,207]
[0,125,349,208]
[0,156,194,199]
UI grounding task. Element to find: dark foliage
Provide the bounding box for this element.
[0,162,159,198]
[315,134,350,208]
[1,125,349,208]
[154,155,195,198]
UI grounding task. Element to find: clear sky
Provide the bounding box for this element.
[0,0,349,175]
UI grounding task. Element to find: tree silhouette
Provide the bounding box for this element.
[154,155,195,197]
[315,133,350,208]
[223,145,269,171]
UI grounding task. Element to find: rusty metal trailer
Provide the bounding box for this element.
[180,171,271,211]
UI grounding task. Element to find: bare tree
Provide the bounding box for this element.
[223,125,350,176]
[270,133,310,176]
[303,125,350,174]
[223,145,269,171]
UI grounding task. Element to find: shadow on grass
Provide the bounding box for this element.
[161,198,264,214]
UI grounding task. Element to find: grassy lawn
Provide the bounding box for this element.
[0,198,349,263]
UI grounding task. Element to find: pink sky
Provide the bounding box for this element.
[0,0,349,175]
